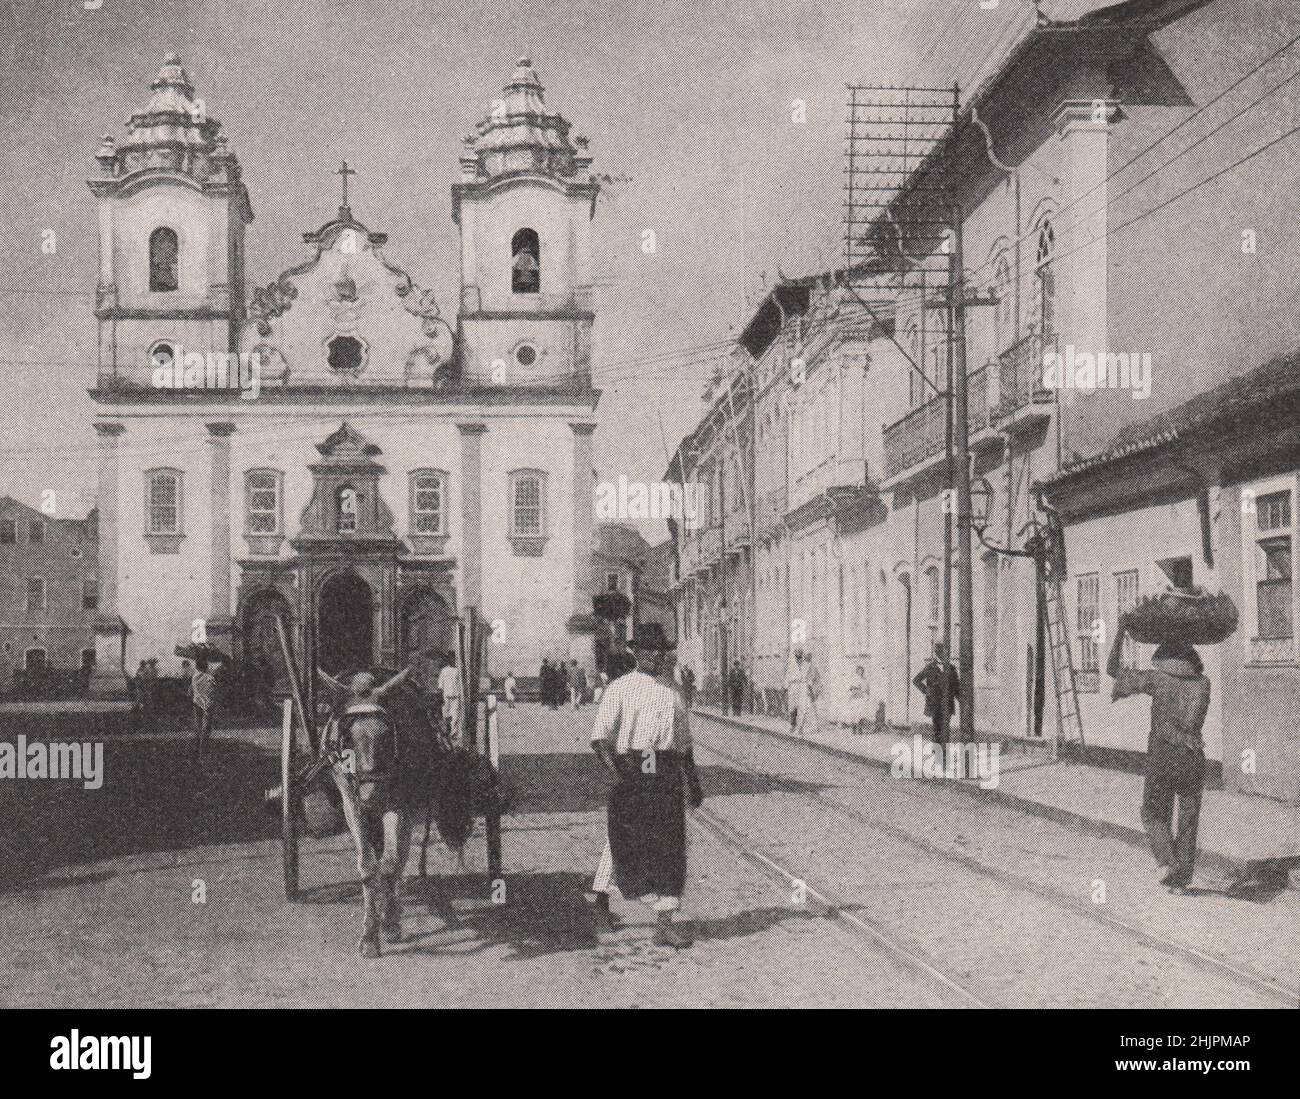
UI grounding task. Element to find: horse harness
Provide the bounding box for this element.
[334,701,400,793]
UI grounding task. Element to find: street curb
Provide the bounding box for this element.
[695,708,1295,891]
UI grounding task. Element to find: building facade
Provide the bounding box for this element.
[0,497,98,688]
[87,55,602,698]
[666,0,1300,805]
[667,357,755,708]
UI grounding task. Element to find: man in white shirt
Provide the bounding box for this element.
[590,634,703,948]
[437,652,462,745]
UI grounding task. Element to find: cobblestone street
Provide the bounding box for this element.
[1,704,1294,1008]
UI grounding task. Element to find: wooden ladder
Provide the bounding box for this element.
[1042,573,1086,750]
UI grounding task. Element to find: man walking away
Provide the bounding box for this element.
[680,664,696,711]
[727,660,746,716]
[191,657,216,760]
[437,651,462,745]
[590,632,704,948]
[1109,618,1211,894]
[588,644,639,931]
[913,643,959,748]
[503,669,517,709]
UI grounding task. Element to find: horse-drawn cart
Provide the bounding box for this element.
[270,611,505,905]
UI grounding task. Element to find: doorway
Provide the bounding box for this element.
[318,572,374,675]
[400,587,455,663]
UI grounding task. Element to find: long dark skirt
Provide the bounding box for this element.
[606,751,687,900]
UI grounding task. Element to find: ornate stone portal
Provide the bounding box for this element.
[235,424,457,682]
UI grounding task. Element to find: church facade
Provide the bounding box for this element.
[86,54,601,697]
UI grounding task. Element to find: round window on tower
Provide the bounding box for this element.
[514,342,538,368]
[149,341,176,370]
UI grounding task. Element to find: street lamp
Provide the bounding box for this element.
[969,474,1039,560]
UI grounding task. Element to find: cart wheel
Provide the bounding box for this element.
[281,701,300,901]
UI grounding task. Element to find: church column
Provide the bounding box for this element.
[205,423,236,655]
[567,422,597,662]
[89,422,129,699]
[458,423,487,613]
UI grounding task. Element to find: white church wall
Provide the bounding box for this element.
[114,416,213,673]
[478,416,578,676]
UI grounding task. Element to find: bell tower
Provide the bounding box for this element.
[452,58,599,390]
[88,53,253,391]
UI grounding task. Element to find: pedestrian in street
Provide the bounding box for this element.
[568,659,587,710]
[191,656,216,760]
[847,665,872,735]
[134,658,158,734]
[438,650,462,744]
[679,664,696,711]
[801,652,822,735]
[593,668,608,704]
[727,660,747,715]
[1108,617,1211,894]
[913,643,959,748]
[589,631,704,948]
[588,644,640,929]
[503,669,517,709]
[785,646,806,734]
[539,658,557,710]
[252,650,276,716]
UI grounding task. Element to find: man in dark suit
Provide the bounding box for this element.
[913,643,960,747]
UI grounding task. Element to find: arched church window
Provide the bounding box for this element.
[337,486,358,534]
[511,228,540,294]
[149,227,179,293]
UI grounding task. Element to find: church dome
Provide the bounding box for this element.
[459,56,593,183]
[91,52,242,189]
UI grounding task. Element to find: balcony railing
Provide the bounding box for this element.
[994,330,1055,420]
[882,364,993,480]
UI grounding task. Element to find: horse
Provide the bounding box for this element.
[317,666,434,958]
[315,664,500,958]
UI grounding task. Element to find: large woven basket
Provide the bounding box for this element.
[1123,587,1238,646]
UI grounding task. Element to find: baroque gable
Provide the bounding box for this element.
[240,209,455,391]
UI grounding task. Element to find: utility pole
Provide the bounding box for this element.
[952,202,976,745]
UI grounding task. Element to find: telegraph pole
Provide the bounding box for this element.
[952,202,976,745]
[950,82,975,745]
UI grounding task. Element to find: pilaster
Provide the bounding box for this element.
[89,422,129,699]
[206,422,235,650]
[457,423,487,612]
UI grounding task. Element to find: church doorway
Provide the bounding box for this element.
[318,572,374,675]
[241,588,294,695]
[400,587,454,663]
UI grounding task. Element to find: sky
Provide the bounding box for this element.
[0,0,1055,540]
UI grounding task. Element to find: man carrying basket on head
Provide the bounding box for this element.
[1107,586,1233,895]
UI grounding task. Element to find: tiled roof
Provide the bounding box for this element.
[1048,348,1300,484]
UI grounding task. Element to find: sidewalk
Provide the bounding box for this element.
[696,706,1300,888]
